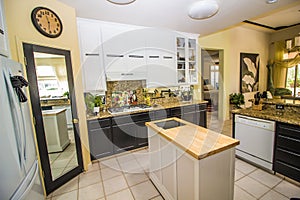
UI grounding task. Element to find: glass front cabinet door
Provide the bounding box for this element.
[176,36,198,85]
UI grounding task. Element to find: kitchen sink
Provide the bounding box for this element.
[108,104,152,114]
[155,120,186,130]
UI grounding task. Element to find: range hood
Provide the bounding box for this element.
[106,72,147,81]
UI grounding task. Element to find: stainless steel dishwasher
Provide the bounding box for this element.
[234,114,276,170]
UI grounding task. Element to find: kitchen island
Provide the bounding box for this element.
[42,108,70,153]
[146,117,239,200]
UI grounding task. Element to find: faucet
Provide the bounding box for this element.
[160,89,171,97]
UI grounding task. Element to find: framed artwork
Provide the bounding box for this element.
[240,53,260,93]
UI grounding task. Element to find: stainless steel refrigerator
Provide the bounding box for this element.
[0,55,44,199]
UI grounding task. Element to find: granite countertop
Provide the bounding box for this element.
[42,108,66,116]
[263,99,300,108]
[231,108,300,126]
[87,100,208,120]
[40,98,70,107]
[146,117,239,160]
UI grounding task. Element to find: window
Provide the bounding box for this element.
[286,64,300,98]
[210,65,219,89]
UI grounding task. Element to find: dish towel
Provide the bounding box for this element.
[10,75,28,103]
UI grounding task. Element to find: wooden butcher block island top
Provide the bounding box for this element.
[146,117,239,160]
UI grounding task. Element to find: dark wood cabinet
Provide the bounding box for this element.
[87,118,113,159]
[112,112,150,153]
[112,123,136,153]
[154,109,170,120]
[132,112,150,148]
[169,106,182,118]
[136,121,149,147]
[169,104,207,128]
[274,122,300,182]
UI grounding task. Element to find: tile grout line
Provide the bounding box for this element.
[235,184,259,200]
[115,155,136,200]
[97,163,107,200]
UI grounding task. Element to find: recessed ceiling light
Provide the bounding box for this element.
[107,0,135,5]
[266,0,278,4]
[188,0,219,20]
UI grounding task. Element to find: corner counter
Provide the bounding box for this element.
[146,117,239,200]
[231,97,300,126]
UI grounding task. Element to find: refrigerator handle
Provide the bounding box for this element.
[3,68,26,172]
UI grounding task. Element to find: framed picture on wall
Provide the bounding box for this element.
[240,53,260,93]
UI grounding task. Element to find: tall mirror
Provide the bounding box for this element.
[23,43,83,194]
[34,52,78,180]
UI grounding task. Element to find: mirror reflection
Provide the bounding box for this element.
[34,52,78,180]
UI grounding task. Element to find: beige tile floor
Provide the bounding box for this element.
[46,112,300,200]
[49,129,78,180]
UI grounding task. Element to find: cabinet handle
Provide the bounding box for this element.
[73,118,79,124]
[85,53,99,56]
[121,73,134,76]
[149,55,159,59]
[129,55,144,58]
[107,54,124,58]
[163,56,173,59]
[0,29,4,35]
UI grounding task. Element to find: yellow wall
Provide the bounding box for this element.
[199,26,270,119]
[4,0,91,176]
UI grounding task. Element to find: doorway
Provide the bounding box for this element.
[23,43,83,194]
[201,49,224,120]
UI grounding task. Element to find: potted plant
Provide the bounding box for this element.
[94,95,102,114]
[84,93,95,115]
[229,93,245,109]
[63,91,69,99]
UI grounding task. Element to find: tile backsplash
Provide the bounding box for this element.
[106,80,146,107]
[105,80,192,108]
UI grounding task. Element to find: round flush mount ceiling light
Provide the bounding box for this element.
[107,0,135,5]
[188,0,219,20]
[266,0,278,4]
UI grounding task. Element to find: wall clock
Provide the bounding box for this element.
[31,7,63,38]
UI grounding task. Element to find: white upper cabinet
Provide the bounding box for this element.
[77,18,106,91]
[145,29,177,88]
[102,23,147,80]
[77,18,198,86]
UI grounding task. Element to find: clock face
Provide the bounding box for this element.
[31,7,63,38]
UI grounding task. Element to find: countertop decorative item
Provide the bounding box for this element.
[31,7,63,38]
[229,93,245,109]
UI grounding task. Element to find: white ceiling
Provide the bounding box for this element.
[58,0,300,36]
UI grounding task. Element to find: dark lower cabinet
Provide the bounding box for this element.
[112,123,136,153]
[182,112,195,124]
[88,103,207,159]
[136,121,149,147]
[169,104,207,128]
[87,118,113,159]
[197,110,207,128]
[274,122,300,182]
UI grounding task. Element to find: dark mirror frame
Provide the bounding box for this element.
[23,43,83,194]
